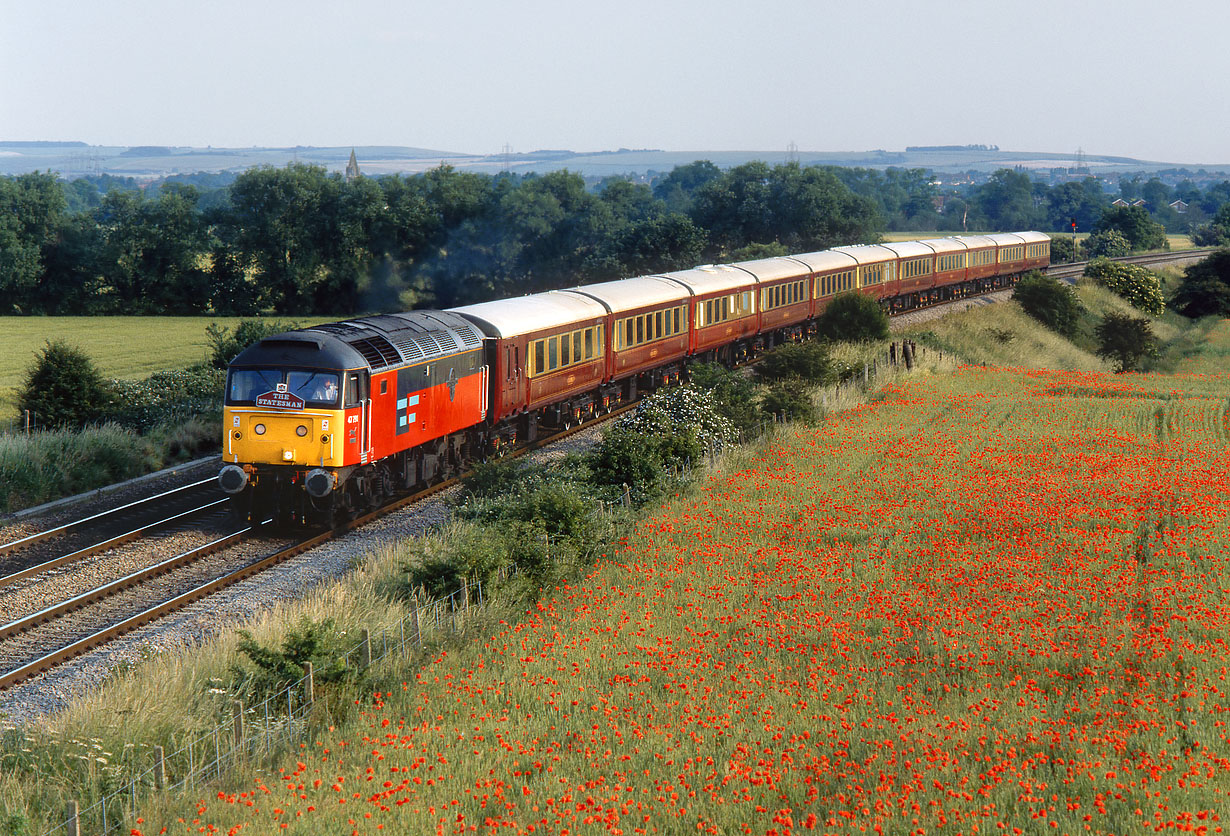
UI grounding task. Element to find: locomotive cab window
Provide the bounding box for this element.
[226,368,341,407]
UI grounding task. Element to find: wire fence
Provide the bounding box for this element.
[37,578,484,836]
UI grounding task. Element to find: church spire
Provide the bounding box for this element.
[345,148,361,181]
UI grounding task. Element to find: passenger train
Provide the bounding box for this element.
[218,231,1050,525]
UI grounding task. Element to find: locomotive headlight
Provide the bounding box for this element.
[254,423,266,435]
[296,425,308,437]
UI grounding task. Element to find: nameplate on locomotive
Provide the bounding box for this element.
[256,391,306,410]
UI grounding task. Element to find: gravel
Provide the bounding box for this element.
[0,427,608,729]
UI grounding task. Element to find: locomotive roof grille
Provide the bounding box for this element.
[391,336,428,362]
[348,335,402,370]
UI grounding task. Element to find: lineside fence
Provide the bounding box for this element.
[39,580,485,836]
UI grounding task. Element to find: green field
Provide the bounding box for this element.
[0,316,332,417]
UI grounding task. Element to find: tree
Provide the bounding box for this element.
[1170,249,1230,318]
[1049,235,1078,264]
[690,162,881,258]
[970,169,1040,231]
[1095,312,1158,373]
[588,213,707,279]
[1045,177,1107,234]
[0,172,66,313]
[219,164,340,313]
[1190,202,1230,247]
[652,160,721,214]
[1012,271,1085,337]
[816,291,890,342]
[1084,228,1131,258]
[17,341,115,430]
[1094,205,1168,252]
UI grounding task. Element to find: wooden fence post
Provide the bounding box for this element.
[65,801,79,836]
[360,628,372,669]
[232,701,244,751]
[303,662,314,706]
[411,602,422,648]
[154,745,167,789]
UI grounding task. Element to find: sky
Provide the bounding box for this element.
[3,0,1230,164]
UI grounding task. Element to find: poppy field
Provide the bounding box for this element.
[151,334,1230,835]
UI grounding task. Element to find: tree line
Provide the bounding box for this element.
[4,162,1230,317]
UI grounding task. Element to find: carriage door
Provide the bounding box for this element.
[503,343,523,416]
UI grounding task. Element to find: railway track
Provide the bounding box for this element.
[0,403,633,692]
[2,246,1212,691]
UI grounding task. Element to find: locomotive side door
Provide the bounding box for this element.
[345,371,370,464]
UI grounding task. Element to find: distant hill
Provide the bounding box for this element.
[1,141,1227,180]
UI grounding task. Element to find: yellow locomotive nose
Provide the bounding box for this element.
[224,409,340,467]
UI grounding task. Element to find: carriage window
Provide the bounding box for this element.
[548,338,558,371]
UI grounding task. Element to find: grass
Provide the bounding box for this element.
[3,299,1227,834]
[0,317,332,417]
[39,318,1219,836]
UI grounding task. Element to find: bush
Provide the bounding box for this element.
[760,381,817,424]
[687,362,760,439]
[1083,258,1166,315]
[816,291,890,342]
[16,340,115,430]
[753,341,835,385]
[1012,271,1085,337]
[1085,229,1131,258]
[1095,312,1159,373]
[105,366,226,432]
[1171,249,1230,318]
[588,385,737,502]
[1048,235,1079,264]
[1094,205,1168,252]
[230,617,355,701]
[205,319,299,369]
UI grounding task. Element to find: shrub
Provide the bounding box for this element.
[1171,249,1230,318]
[230,617,354,700]
[1048,235,1078,264]
[1095,312,1159,373]
[1094,205,1168,252]
[205,319,299,369]
[753,341,835,385]
[1084,228,1131,258]
[16,340,115,430]
[1012,271,1085,337]
[816,291,890,342]
[760,381,817,424]
[105,366,226,432]
[1084,258,1166,315]
[588,385,737,502]
[687,362,760,439]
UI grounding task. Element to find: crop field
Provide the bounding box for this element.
[126,323,1230,836]
[0,316,328,415]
